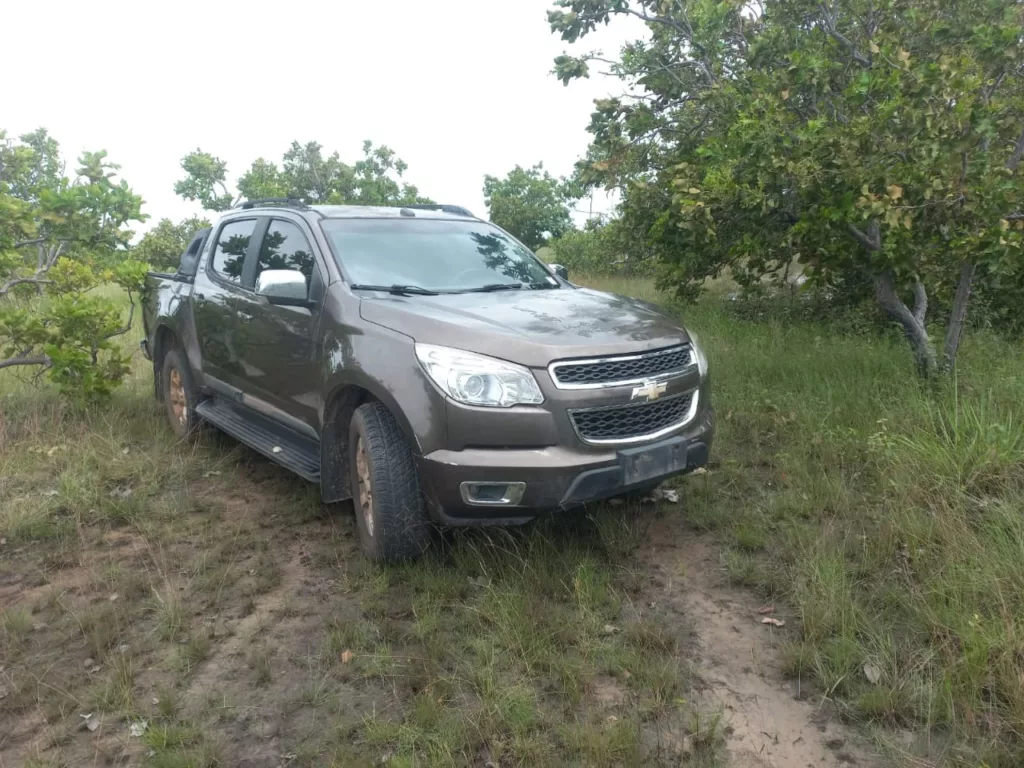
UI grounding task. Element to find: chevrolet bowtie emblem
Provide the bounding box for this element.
[631,380,667,402]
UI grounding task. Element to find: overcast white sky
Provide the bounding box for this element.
[5,0,643,230]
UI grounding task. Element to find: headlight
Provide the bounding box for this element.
[415,344,544,407]
[689,332,709,378]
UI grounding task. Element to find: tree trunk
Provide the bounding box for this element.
[942,261,976,371]
[875,272,938,377]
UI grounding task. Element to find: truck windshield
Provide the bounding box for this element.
[320,219,560,293]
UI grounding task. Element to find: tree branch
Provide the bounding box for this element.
[104,294,136,340]
[1006,124,1024,172]
[847,220,881,251]
[819,2,872,68]
[876,272,936,375]
[12,237,46,249]
[943,261,976,370]
[911,279,927,326]
[0,355,50,371]
[0,276,53,297]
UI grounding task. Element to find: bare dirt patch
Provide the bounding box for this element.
[640,516,878,767]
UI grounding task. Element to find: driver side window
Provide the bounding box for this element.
[255,220,316,291]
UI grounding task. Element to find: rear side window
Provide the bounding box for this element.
[211,220,256,284]
[255,220,316,286]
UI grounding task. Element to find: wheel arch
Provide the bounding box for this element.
[321,380,419,504]
[152,324,178,401]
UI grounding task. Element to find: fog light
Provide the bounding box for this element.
[460,481,526,506]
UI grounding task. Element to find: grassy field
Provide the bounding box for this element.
[584,276,1024,766]
[0,289,723,766]
[3,277,1024,765]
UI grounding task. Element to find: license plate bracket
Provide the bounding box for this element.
[617,436,689,486]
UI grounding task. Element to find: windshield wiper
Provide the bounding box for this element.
[464,283,523,293]
[350,284,440,296]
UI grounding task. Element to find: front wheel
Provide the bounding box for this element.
[348,401,431,562]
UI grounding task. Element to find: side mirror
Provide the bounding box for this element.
[256,269,310,307]
[550,264,569,280]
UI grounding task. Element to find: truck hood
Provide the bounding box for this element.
[359,287,688,368]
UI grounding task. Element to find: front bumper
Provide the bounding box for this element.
[417,406,714,526]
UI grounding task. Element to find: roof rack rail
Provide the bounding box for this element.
[237,198,311,211]
[402,203,475,218]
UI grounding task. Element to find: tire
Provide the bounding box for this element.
[348,401,430,562]
[161,347,203,440]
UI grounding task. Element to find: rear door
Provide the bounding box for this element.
[235,217,324,434]
[191,217,264,391]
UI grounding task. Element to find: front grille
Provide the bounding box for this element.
[569,391,695,444]
[550,344,692,388]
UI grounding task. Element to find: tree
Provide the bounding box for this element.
[483,164,580,250]
[176,140,432,210]
[1,129,147,399]
[550,0,1024,376]
[134,216,211,271]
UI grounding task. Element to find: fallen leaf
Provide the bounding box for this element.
[607,715,619,723]
[122,447,130,455]
[887,184,904,200]
[897,48,910,63]
[863,663,882,684]
[42,489,59,497]
[109,594,120,602]
[869,41,880,54]
[757,604,775,615]
[780,89,790,100]
[129,720,148,737]
[83,658,94,669]
[687,187,701,194]
[602,624,620,636]
[89,665,102,673]
[341,650,355,664]
[152,697,160,706]
[79,713,100,732]
[46,446,59,457]
[203,470,221,478]
[761,617,786,628]
[690,467,708,476]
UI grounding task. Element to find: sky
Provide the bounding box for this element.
[5,0,644,231]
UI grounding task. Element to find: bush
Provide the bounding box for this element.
[548,222,655,278]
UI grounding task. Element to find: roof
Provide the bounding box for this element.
[311,205,474,220]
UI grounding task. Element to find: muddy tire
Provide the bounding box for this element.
[348,401,430,562]
[161,347,202,440]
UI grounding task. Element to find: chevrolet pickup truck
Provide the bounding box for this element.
[142,199,713,561]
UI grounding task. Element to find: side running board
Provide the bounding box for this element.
[195,397,321,483]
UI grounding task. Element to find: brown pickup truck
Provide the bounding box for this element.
[142,199,713,561]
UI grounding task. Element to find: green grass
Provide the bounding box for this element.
[580,275,1024,765]
[4,275,1024,764]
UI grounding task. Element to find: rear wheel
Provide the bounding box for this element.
[348,401,430,562]
[161,348,202,439]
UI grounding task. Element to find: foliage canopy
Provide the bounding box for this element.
[1,129,147,400]
[483,164,581,250]
[551,0,1024,374]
